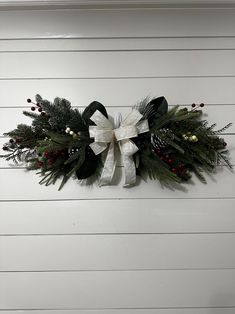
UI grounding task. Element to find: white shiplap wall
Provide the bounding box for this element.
[0,7,235,314]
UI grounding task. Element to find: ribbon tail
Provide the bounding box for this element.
[123,155,136,186]
[99,141,116,186]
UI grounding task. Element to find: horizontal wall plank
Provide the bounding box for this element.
[1,0,235,9]
[1,50,235,79]
[0,105,234,136]
[1,77,235,107]
[2,37,235,52]
[1,234,235,271]
[1,9,235,39]
[1,310,235,314]
[0,167,234,200]
[1,270,235,309]
[1,199,235,235]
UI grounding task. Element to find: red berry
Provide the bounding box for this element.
[200,103,204,107]
[191,103,196,107]
[44,151,50,158]
[2,146,8,151]
[37,161,44,167]
[48,159,54,165]
[171,168,177,174]
[179,164,184,170]
[57,149,65,157]
[38,107,43,112]
[27,98,32,103]
[9,139,14,143]
[31,106,36,111]
[223,142,227,147]
[36,103,40,107]
[168,159,173,164]
[41,112,46,116]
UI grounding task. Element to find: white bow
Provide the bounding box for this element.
[89,109,149,186]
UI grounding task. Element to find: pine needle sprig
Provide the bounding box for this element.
[211,123,232,135]
[0,147,36,164]
[217,150,233,169]
[151,105,180,131]
[191,165,207,183]
[139,148,181,183]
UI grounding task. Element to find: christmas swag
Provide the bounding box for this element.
[0,95,232,190]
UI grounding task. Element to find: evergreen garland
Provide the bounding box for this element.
[0,95,232,189]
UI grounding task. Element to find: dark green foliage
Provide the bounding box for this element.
[139,96,168,128]
[4,124,44,148]
[68,109,87,132]
[82,101,108,125]
[138,147,181,183]
[1,124,44,163]
[0,95,232,189]
[23,110,51,131]
[1,95,103,189]
[143,102,232,184]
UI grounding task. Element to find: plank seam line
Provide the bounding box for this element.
[2,35,235,40]
[1,306,235,311]
[2,232,235,236]
[2,267,235,273]
[2,48,235,53]
[2,75,235,80]
[1,232,235,236]
[1,197,235,202]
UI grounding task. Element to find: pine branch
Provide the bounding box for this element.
[217,150,233,169]
[191,165,207,183]
[139,149,181,183]
[214,123,232,134]
[150,105,179,131]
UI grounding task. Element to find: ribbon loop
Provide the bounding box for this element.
[90,110,113,129]
[93,128,114,143]
[114,125,138,141]
[89,109,149,186]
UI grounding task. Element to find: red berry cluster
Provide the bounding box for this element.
[2,138,22,151]
[191,103,204,111]
[155,149,173,164]
[27,98,47,116]
[174,164,186,176]
[155,149,186,176]
[37,149,66,168]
